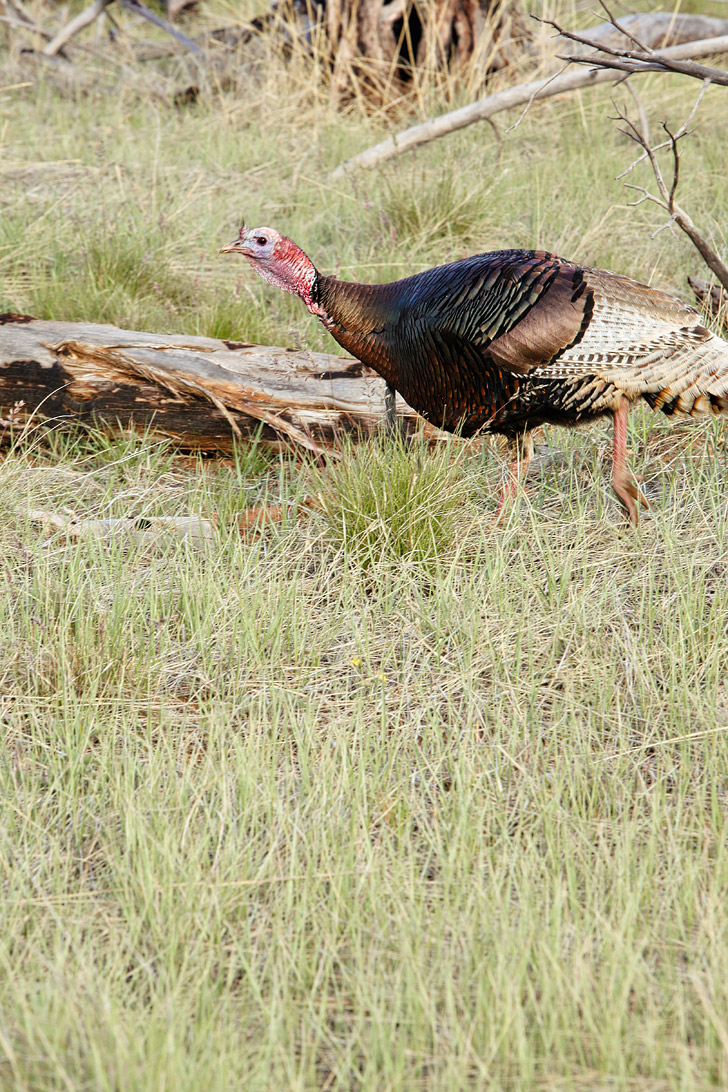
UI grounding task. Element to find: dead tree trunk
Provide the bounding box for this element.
[0,313,434,455]
[278,0,530,104]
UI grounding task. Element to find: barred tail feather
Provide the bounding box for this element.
[640,331,728,418]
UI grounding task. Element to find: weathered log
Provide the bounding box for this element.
[0,313,428,455]
[565,13,728,54]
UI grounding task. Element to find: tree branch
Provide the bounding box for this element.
[539,4,728,87]
[330,34,728,177]
[558,50,728,88]
[116,0,202,54]
[42,0,203,57]
[612,95,728,294]
[44,0,111,57]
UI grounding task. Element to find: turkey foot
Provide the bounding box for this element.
[612,401,649,526]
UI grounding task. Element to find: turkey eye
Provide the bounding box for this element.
[256,236,267,246]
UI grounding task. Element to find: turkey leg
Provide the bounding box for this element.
[611,400,649,526]
[383,382,398,435]
[493,431,534,522]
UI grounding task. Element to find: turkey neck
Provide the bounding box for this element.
[315,275,400,386]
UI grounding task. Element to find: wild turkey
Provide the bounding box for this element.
[221,225,728,523]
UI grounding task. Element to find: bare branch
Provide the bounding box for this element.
[42,0,203,58]
[624,78,650,144]
[539,2,659,57]
[594,0,653,53]
[44,0,110,57]
[115,0,202,54]
[670,211,728,291]
[615,78,711,181]
[558,50,728,87]
[537,8,728,85]
[665,124,680,209]
[536,8,651,58]
[504,63,570,133]
[678,77,713,129]
[612,99,728,293]
[331,35,728,177]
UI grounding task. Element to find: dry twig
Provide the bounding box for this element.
[613,90,728,293]
[330,33,728,177]
[41,0,202,56]
[541,1,728,88]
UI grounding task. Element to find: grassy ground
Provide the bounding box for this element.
[2,2,728,1088]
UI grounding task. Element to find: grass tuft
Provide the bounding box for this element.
[312,434,472,567]
[374,167,491,251]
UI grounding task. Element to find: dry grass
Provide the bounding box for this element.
[2,1,728,1088]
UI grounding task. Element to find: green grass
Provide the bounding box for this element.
[311,434,474,567]
[2,2,728,1087]
[1,418,728,1090]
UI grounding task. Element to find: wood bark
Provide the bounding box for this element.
[321,0,531,104]
[0,313,430,455]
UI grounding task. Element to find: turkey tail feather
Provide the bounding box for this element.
[637,331,728,418]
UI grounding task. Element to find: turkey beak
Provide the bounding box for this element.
[220,237,249,255]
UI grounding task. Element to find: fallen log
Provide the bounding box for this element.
[564,12,728,55]
[0,313,428,455]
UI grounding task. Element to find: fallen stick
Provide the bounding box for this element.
[0,313,430,455]
[42,0,202,57]
[43,0,110,56]
[330,34,728,177]
[116,0,202,53]
[26,509,218,542]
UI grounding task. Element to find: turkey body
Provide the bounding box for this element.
[313,248,728,438]
[221,226,728,523]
